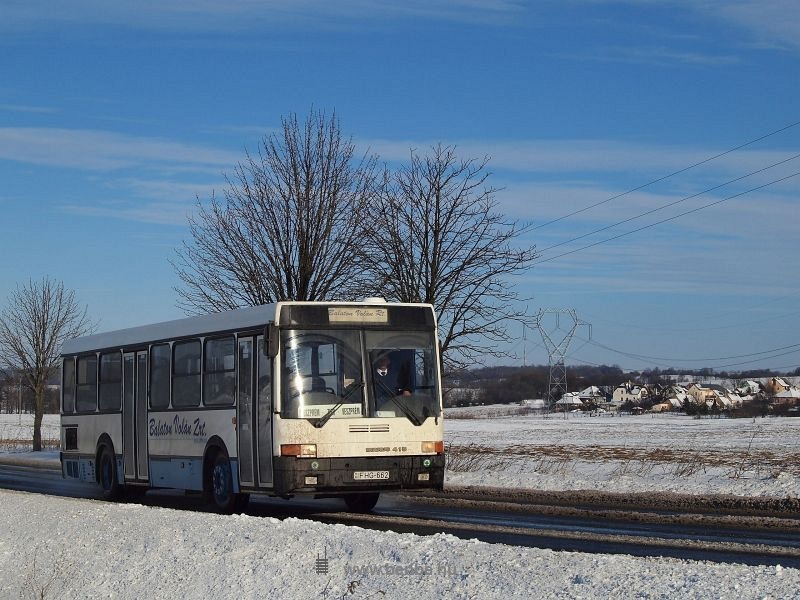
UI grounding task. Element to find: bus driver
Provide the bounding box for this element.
[373,352,412,412]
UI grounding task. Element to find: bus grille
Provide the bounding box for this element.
[349,424,390,433]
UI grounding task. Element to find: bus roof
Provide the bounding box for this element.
[60,300,436,356]
[61,303,277,356]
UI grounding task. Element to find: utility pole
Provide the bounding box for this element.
[532,308,591,409]
[522,325,527,367]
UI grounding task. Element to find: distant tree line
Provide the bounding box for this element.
[0,368,60,414]
[639,366,799,381]
[450,364,626,406]
[448,363,799,407]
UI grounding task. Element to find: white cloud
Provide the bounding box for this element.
[60,199,194,226]
[699,0,800,51]
[551,46,742,67]
[3,126,796,240]
[0,0,525,32]
[110,178,223,201]
[0,103,58,114]
[4,126,794,183]
[362,135,798,178]
[0,127,240,172]
[589,0,800,53]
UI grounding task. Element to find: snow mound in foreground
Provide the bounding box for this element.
[0,489,798,599]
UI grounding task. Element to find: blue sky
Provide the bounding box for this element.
[1,1,798,372]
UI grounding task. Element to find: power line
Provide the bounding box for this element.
[538,152,800,255]
[580,289,800,333]
[532,120,800,231]
[712,348,800,370]
[571,337,800,371]
[583,338,800,364]
[534,170,800,265]
[564,354,605,368]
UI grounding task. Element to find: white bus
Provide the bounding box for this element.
[60,300,444,512]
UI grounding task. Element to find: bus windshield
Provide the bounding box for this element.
[365,331,441,423]
[280,329,440,424]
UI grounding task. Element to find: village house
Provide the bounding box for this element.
[555,391,583,411]
[735,380,763,397]
[659,385,689,410]
[612,381,649,406]
[686,383,743,410]
[765,377,792,396]
[578,385,606,406]
[774,387,800,408]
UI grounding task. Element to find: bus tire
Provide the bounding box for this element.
[98,445,121,501]
[124,485,148,502]
[343,492,380,513]
[206,450,236,513]
[234,493,250,513]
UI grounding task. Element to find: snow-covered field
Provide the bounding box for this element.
[3,411,800,598]
[447,408,800,498]
[0,413,60,452]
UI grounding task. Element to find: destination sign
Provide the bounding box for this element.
[328,307,388,324]
[300,403,363,419]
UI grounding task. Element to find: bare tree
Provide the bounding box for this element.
[0,278,94,450]
[0,368,11,414]
[365,144,536,372]
[173,109,380,313]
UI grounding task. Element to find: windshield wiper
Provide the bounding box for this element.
[374,379,422,426]
[314,382,365,428]
[389,395,422,426]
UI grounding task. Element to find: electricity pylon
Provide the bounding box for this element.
[532,309,591,406]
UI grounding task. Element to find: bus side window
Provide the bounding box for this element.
[62,357,75,414]
[204,336,236,406]
[99,351,122,412]
[76,354,98,413]
[150,343,171,409]
[173,340,201,408]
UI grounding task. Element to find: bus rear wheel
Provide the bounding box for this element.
[98,446,121,501]
[343,492,380,513]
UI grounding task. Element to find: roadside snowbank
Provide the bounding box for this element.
[0,489,798,599]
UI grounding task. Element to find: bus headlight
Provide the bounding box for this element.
[281,444,317,458]
[421,441,444,454]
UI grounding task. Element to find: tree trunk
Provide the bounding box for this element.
[32,382,44,452]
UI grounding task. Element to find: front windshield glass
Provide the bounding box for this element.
[365,330,441,423]
[280,330,364,420]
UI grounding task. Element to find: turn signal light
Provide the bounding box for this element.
[421,441,444,454]
[281,444,317,457]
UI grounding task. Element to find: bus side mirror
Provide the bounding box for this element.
[266,323,279,357]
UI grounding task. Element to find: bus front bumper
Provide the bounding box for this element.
[273,454,445,496]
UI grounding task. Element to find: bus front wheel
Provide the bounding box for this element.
[343,492,380,513]
[205,450,244,514]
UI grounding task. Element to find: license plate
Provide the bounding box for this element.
[353,470,390,481]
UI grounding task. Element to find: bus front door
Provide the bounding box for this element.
[238,335,273,488]
[256,335,273,486]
